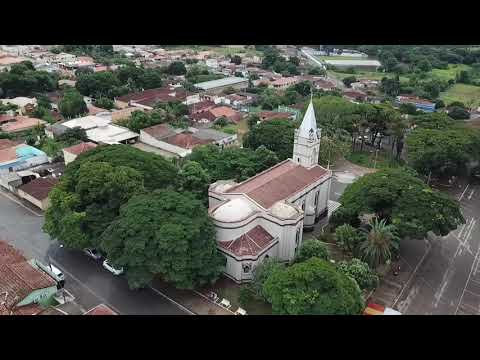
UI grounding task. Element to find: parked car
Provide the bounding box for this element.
[102,259,124,276]
[84,248,102,260]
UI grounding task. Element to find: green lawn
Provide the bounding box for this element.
[213,123,238,135]
[328,70,408,82]
[440,83,480,107]
[213,280,272,315]
[345,150,403,170]
[429,64,471,82]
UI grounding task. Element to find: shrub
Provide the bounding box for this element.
[337,258,379,290]
[295,239,330,263]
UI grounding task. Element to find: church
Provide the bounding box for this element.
[208,100,333,283]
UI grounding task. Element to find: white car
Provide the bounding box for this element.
[102,259,124,276]
[49,263,65,282]
[84,248,102,261]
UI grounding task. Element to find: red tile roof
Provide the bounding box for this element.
[63,141,97,156]
[0,139,18,150]
[163,132,211,149]
[84,304,118,315]
[190,110,216,122]
[0,115,16,124]
[210,106,238,119]
[0,116,46,133]
[0,240,27,266]
[117,87,187,107]
[142,123,176,140]
[18,177,59,201]
[218,225,276,257]
[188,100,216,114]
[227,159,330,209]
[0,145,17,163]
[87,104,108,115]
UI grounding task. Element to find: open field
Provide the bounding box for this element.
[328,69,409,82]
[345,150,403,170]
[429,64,471,81]
[316,55,368,61]
[440,83,480,107]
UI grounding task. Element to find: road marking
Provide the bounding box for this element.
[465,289,480,298]
[392,239,431,308]
[468,189,475,200]
[455,246,480,315]
[148,286,195,315]
[0,190,43,217]
[49,258,122,315]
[458,184,470,201]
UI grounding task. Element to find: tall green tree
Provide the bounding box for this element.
[335,168,464,239]
[263,257,364,315]
[359,218,400,268]
[167,61,187,75]
[100,190,225,289]
[337,258,379,290]
[178,161,211,202]
[295,239,330,263]
[243,119,295,161]
[59,88,88,118]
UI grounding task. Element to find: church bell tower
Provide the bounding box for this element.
[293,99,321,167]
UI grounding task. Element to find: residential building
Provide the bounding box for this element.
[83,304,118,315]
[111,107,143,123]
[0,116,46,133]
[0,241,60,316]
[115,87,200,110]
[208,100,333,283]
[138,124,237,158]
[62,142,98,165]
[0,97,37,115]
[0,55,27,71]
[269,76,299,90]
[0,141,48,174]
[395,95,436,113]
[194,77,249,95]
[343,90,368,103]
[17,177,59,210]
[47,116,139,145]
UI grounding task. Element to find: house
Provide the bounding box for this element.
[17,177,59,210]
[111,107,143,123]
[49,116,139,145]
[83,304,118,315]
[0,97,37,115]
[115,87,200,110]
[0,116,46,133]
[343,90,368,103]
[0,241,60,316]
[210,106,244,123]
[0,55,27,71]
[194,77,249,95]
[269,76,299,90]
[62,142,98,165]
[0,141,49,174]
[188,100,217,115]
[138,124,237,158]
[313,79,337,91]
[189,105,244,124]
[395,95,436,113]
[208,100,333,283]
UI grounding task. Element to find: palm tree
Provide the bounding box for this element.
[359,218,400,268]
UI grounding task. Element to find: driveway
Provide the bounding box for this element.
[0,188,187,315]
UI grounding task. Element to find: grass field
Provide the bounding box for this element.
[316,55,368,61]
[328,70,409,82]
[429,64,471,81]
[440,83,480,107]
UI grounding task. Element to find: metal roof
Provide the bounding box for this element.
[194,77,248,90]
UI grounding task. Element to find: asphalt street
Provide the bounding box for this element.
[0,188,187,315]
[395,181,480,315]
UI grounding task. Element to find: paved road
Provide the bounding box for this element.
[0,189,187,315]
[395,181,480,315]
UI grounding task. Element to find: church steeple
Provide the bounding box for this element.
[292,99,321,167]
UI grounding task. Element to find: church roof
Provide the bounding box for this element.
[298,100,318,140]
[217,225,277,258]
[226,159,330,209]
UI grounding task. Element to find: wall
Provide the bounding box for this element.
[17,189,48,210]
[139,131,190,158]
[63,150,77,165]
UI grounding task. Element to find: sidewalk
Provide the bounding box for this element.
[151,279,234,315]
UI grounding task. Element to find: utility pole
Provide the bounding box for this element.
[373,149,379,169]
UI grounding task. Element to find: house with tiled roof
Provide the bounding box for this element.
[208,100,333,283]
[138,123,237,158]
[17,177,59,210]
[63,141,98,165]
[0,240,59,316]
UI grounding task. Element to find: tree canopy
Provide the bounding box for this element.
[58,88,88,118]
[186,144,279,182]
[0,62,58,98]
[100,190,225,289]
[295,239,330,263]
[263,257,364,315]
[243,119,296,161]
[334,168,464,239]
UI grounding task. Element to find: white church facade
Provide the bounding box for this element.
[208,100,333,283]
